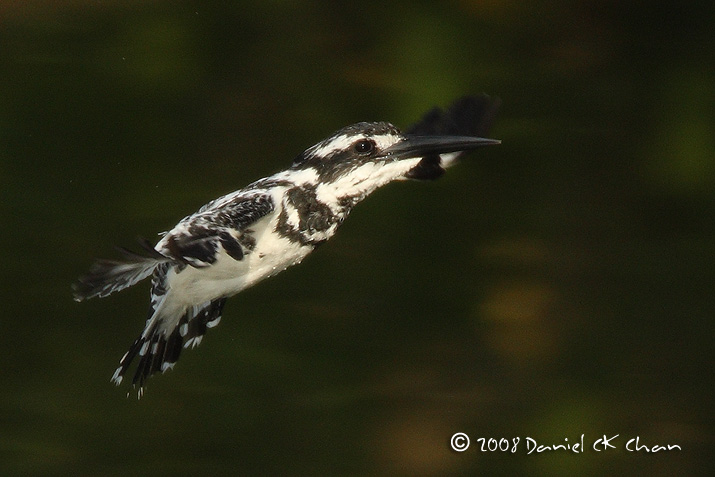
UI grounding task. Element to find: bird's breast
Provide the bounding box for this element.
[165,210,313,305]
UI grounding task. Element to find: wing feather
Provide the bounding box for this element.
[404,95,500,180]
[158,193,274,267]
[72,238,171,301]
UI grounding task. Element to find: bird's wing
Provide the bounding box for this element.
[110,192,274,393]
[73,238,172,301]
[158,192,275,268]
[405,94,500,137]
[403,95,501,180]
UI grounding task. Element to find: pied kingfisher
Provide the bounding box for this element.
[73,95,500,396]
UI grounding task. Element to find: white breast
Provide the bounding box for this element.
[164,210,311,309]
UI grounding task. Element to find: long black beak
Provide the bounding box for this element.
[381,134,500,159]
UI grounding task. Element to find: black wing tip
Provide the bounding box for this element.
[111,331,182,399]
[453,94,501,137]
[113,236,166,261]
[72,260,119,302]
[72,277,86,301]
[136,236,168,259]
[72,280,91,302]
[406,94,501,138]
[110,298,227,398]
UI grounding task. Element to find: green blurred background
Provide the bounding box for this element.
[1,1,713,475]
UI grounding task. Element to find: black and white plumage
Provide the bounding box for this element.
[73,95,500,396]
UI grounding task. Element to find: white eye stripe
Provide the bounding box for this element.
[307,133,402,158]
[306,134,353,157]
[370,134,403,152]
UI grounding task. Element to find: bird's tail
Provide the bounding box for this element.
[73,238,170,302]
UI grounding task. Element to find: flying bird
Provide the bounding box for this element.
[73,95,500,396]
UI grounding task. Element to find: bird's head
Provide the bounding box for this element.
[290,121,499,199]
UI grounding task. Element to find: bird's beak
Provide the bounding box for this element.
[381,135,500,160]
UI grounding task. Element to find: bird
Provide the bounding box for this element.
[73,95,500,397]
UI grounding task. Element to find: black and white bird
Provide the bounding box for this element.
[73,95,500,396]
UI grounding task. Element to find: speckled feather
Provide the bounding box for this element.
[73,95,500,396]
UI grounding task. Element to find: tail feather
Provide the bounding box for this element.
[73,238,169,302]
[111,298,227,397]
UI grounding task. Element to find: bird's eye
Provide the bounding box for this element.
[354,139,375,155]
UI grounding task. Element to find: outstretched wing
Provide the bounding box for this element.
[404,95,500,180]
[111,292,227,394]
[73,192,275,301]
[109,192,276,395]
[406,94,500,137]
[158,192,275,268]
[73,238,171,302]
